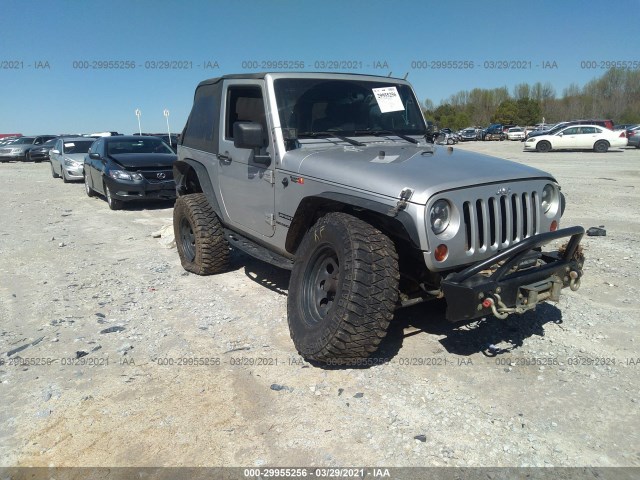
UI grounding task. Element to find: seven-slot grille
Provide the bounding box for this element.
[462,191,540,253]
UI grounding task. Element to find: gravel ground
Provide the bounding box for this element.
[1,141,639,469]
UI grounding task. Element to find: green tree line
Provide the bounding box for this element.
[423,68,640,130]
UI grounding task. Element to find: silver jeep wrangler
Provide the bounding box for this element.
[173,72,584,363]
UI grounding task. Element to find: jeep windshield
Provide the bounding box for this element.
[273,78,427,140]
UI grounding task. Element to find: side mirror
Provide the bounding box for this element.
[51,149,60,155]
[233,122,271,166]
[558,133,563,137]
[89,152,101,159]
[233,122,265,149]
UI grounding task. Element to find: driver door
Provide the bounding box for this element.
[217,81,275,238]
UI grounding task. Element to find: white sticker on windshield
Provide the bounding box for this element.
[64,143,75,148]
[372,87,405,113]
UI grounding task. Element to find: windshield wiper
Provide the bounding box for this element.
[354,129,420,144]
[297,131,365,147]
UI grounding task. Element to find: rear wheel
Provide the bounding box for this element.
[105,183,123,210]
[536,141,551,153]
[173,193,229,275]
[593,140,609,153]
[288,213,399,363]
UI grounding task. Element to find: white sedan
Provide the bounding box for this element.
[524,124,628,153]
[506,127,525,140]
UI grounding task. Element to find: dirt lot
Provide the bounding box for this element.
[1,141,639,470]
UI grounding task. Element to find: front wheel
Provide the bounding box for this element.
[593,140,609,153]
[287,213,399,363]
[105,183,124,210]
[536,141,551,153]
[84,171,94,197]
[173,193,229,275]
[50,162,60,178]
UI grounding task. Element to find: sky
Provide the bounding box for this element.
[1,0,638,135]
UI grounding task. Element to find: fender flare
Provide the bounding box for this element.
[173,159,223,218]
[285,192,422,254]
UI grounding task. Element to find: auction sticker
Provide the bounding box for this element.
[372,87,405,113]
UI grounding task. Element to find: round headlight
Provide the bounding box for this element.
[430,199,451,235]
[541,184,557,214]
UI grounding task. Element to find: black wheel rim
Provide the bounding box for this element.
[179,217,196,261]
[302,245,340,325]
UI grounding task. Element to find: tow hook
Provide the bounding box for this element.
[482,296,510,320]
[569,270,581,291]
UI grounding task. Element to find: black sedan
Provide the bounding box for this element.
[83,136,177,210]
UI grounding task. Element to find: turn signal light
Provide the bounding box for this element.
[434,244,448,262]
[550,220,558,231]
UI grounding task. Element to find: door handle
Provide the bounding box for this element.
[217,152,232,163]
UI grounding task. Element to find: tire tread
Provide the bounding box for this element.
[173,193,229,275]
[288,212,399,363]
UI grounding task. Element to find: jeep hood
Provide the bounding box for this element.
[283,143,554,205]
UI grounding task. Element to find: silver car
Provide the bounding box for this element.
[0,135,56,162]
[50,137,95,182]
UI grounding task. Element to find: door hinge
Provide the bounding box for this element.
[263,170,275,184]
[266,213,275,227]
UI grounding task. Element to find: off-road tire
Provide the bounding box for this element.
[287,212,399,363]
[105,183,123,210]
[536,141,551,153]
[173,193,229,275]
[593,140,609,153]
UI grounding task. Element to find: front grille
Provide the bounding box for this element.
[462,191,539,253]
[139,170,173,182]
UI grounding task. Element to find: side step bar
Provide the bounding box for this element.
[224,229,294,270]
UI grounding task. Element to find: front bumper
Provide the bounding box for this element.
[441,226,584,322]
[63,165,84,179]
[105,177,176,202]
[0,152,26,162]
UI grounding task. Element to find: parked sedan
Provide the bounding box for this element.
[83,135,177,210]
[435,132,458,145]
[0,135,56,162]
[459,128,477,141]
[506,127,525,141]
[524,125,628,153]
[50,137,95,182]
[628,133,640,148]
[625,125,640,138]
[26,138,57,162]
